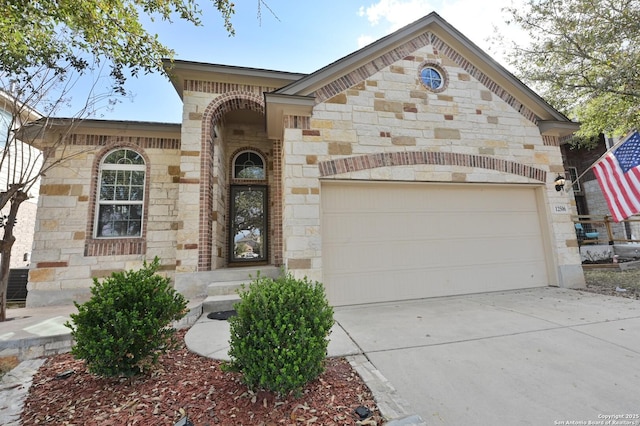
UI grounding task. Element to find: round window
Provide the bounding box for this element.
[420,66,444,90]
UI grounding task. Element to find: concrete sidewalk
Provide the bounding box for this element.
[0,299,203,361]
[0,305,76,360]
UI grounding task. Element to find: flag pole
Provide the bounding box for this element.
[567,130,636,188]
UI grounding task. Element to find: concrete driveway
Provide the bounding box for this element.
[333,287,640,425]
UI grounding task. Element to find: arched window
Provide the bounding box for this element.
[233,151,265,180]
[95,148,145,238]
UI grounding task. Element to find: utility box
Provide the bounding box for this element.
[7,268,29,302]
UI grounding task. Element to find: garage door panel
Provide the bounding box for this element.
[325,211,543,243]
[324,230,545,266]
[322,182,551,306]
[325,236,545,276]
[325,259,548,304]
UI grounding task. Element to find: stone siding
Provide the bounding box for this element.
[281,43,581,287]
[28,132,181,306]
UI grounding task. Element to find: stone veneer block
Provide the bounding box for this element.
[40,220,58,231]
[480,90,492,101]
[391,136,416,146]
[374,99,404,113]
[328,142,353,155]
[410,90,428,99]
[434,128,461,139]
[534,153,550,164]
[403,103,418,113]
[40,184,71,196]
[479,147,495,155]
[310,119,333,129]
[327,93,347,104]
[29,269,54,282]
[288,258,312,269]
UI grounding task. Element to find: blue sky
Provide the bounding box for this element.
[81,0,526,123]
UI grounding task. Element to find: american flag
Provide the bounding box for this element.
[593,131,640,222]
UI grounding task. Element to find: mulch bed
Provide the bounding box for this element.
[20,330,382,425]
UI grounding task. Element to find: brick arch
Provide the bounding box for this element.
[198,92,265,271]
[318,151,547,182]
[204,91,265,126]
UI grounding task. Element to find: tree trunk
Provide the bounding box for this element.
[0,191,28,321]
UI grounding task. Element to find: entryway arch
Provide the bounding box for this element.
[198,92,283,271]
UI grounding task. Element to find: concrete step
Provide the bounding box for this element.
[206,266,281,282]
[175,266,282,299]
[206,280,249,297]
[202,294,240,313]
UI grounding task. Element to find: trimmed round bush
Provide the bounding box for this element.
[226,272,334,396]
[65,257,187,377]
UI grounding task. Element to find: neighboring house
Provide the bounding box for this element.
[0,91,42,270]
[561,135,640,243]
[560,135,607,219]
[27,12,585,307]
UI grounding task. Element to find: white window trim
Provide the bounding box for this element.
[568,166,581,193]
[232,150,266,180]
[94,149,146,239]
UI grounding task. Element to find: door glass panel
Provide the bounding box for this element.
[230,186,267,262]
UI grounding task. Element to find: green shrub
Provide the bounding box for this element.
[225,272,334,396]
[65,257,187,377]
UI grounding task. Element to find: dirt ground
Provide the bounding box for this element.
[582,267,640,299]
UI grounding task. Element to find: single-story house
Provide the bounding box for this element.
[26,12,585,307]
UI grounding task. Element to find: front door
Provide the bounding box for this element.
[229,185,267,263]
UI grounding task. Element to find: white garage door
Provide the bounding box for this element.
[321,181,551,306]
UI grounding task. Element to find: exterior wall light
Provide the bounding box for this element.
[554,174,566,192]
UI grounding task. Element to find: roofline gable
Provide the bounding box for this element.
[271,12,576,135]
